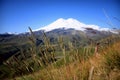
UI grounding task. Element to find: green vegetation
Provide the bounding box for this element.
[0,27,120,80]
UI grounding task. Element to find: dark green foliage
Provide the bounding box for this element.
[104,50,120,70]
[0,65,14,79]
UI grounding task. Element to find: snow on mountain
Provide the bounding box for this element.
[35,18,100,31]
[2,32,19,35]
[34,18,118,34]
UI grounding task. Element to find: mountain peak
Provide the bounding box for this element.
[35,18,110,32]
[56,18,76,21]
[56,18,65,21]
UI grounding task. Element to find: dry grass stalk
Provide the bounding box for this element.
[88,66,94,80]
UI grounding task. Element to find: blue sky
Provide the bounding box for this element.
[0,0,120,33]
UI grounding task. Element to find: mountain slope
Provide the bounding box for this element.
[0,18,119,65]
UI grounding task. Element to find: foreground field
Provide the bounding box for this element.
[15,39,120,80]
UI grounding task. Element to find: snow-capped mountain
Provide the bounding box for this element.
[35,18,110,32]
[0,18,119,65]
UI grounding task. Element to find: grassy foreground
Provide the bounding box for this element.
[15,38,120,80]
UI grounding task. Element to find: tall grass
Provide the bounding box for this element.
[14,28,120,80]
